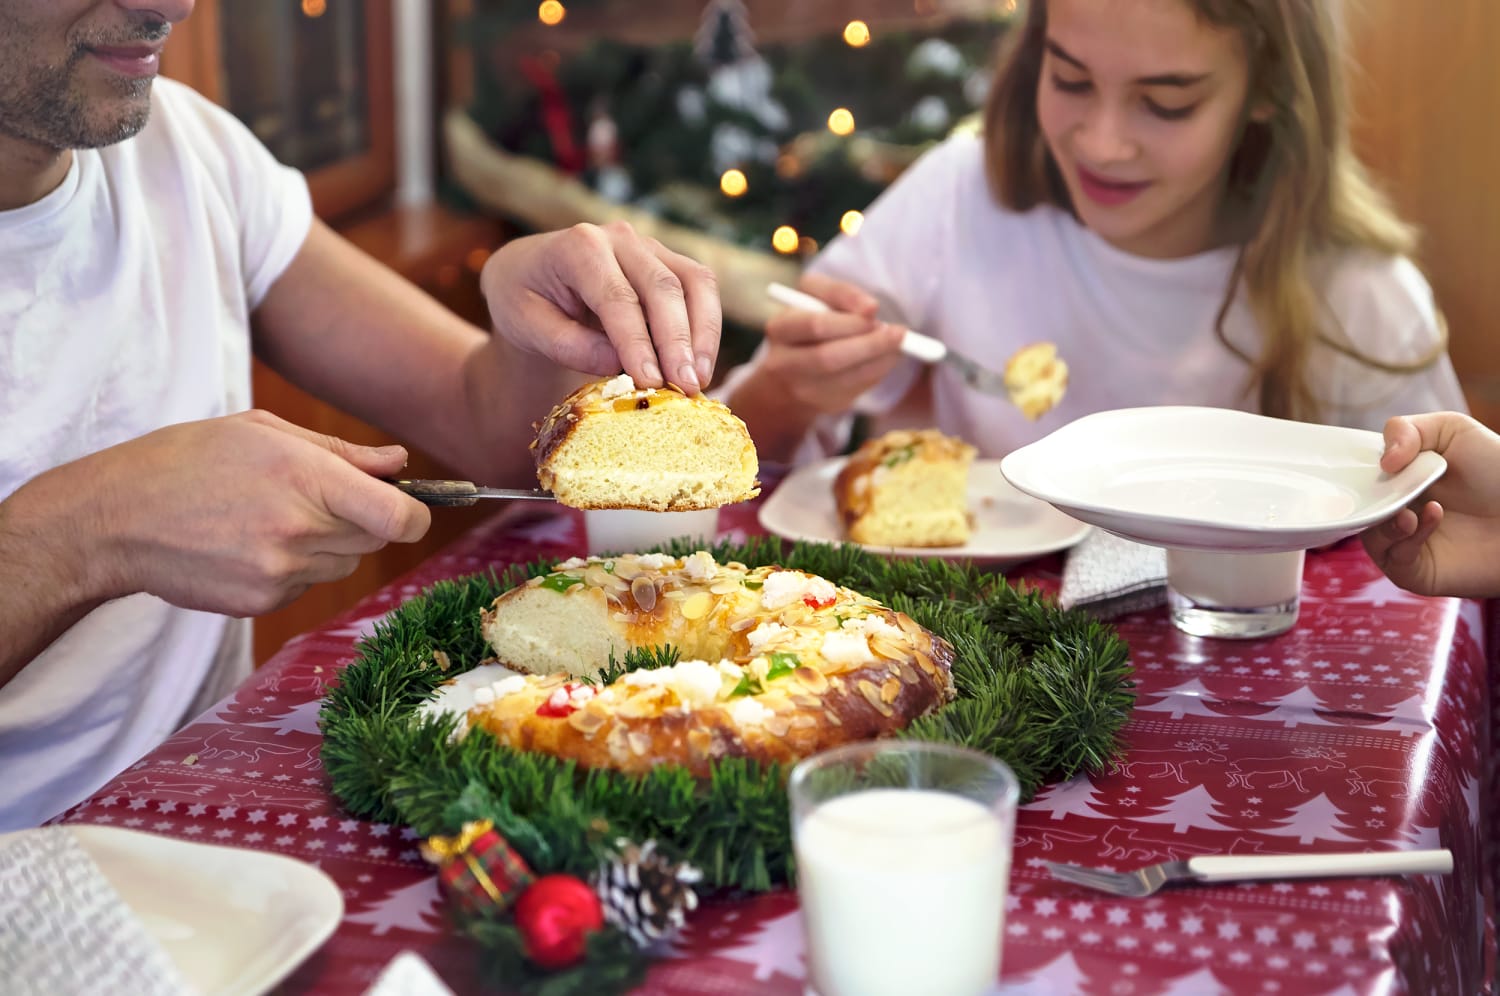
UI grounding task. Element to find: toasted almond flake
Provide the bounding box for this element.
[789,714,817,729]
[568,709,607,736]
[793,666,829,694]
[627,730,652,755]
[824,709,842,727]
[584,565,612,588]
[881,677,901,703]
[679,592,713,620]
[709,579,741,595]
[631,575,658,612]
[613,560,642,580]
[764,715,790,738]
[729,616,756,632]
[791,693,822,709]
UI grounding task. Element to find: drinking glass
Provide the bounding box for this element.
[1165,548,1306,639]
[789,741,1019,996]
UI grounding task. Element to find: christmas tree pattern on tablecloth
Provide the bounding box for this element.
[346,877,447,936]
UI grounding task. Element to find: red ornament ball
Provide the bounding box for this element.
[513,874,605,969]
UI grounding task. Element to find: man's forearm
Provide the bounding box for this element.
[0,472,113,689]
[252,220,580,486]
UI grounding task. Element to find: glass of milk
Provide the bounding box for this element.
[1165,547,1306,639]
[789,741,1019,996]
[584,508,719,556]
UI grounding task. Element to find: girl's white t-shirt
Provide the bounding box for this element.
[0,79,313,828]
[730,132,1465,463]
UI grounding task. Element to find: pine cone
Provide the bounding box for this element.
[594,838,703,948]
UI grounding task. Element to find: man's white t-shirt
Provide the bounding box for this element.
[0,79,313,828]
[730,133,1465,462]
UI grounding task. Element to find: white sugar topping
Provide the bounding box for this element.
[622,659,724,708]
[820,630,876,669]
[760,571,838,610]
[683,550,718,581]
[746,621,791,654]
[600,373,637,399]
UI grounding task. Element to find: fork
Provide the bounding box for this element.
[1044,848,1453,898]
[766,282,1012,398]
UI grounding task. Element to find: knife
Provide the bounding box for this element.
[387,478,557,507]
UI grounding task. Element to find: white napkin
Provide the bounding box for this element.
[363,951,456,996]
[1058,530,1168,619]
[0,826,190,996]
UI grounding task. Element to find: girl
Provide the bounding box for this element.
[724,0,1464,464]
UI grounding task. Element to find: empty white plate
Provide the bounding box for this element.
[71,824,343,995]
[999,406,1447,552]
[759,457,1090,565]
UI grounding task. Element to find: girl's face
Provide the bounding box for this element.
[1036,0,1256,259]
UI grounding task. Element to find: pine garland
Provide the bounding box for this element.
[322,536,1134,896]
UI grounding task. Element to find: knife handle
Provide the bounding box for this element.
[387,478,480,507]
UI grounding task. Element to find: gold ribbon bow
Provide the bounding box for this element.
[422,819,503,904]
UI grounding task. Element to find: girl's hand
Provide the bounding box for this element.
[758,272,908,414]
[1360,412,1500,598]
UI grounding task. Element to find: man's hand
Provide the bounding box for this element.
[1360,412,1500,598]
[480,221,723,394]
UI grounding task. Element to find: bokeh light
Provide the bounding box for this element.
[840,210,865,236]
[772,226,800,254]
[827,108,856,136]
[843,21,871,47]
[720,169,749,197]
[538,1,566,26]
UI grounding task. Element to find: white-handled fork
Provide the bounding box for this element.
[1045,848,1453,898]
[766,282,1013,398]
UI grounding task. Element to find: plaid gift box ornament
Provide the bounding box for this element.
[420,820,534,915]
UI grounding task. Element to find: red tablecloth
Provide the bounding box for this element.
[60,498,1496,996]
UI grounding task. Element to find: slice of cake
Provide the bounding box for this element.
[532,374,760,511]
[833,429,977,548]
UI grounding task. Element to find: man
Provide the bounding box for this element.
[0,0,724,827]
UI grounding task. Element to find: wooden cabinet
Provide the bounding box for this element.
[163,1,510,664]
[164,0,396,223]
[1348,0,1500,429]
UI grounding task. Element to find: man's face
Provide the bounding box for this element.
[0,1,194,151]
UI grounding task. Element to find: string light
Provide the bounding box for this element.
[301,0,326,16]
[843,20,871,47]
[827,108,856,136]
[772,226,800,254]
[719,169,748,197]
[798,236,819,255]
[840,210,865,236]
[538,1,566,26]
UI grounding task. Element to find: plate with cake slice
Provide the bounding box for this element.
[759,453,1091,564]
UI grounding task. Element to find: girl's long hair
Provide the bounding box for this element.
[983,0,1444,421]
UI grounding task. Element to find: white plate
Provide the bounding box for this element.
[759,457,1091,564]
[71,824,343,995]
[999,406,1447,553]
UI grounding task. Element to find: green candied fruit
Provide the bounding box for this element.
[743,580,764,590]
[765,652,799,681]
[539,573,585,593]
[881,444,916,468]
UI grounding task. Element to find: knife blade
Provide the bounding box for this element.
[387,478,557,507]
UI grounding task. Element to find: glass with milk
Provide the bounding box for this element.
[1166,548,1306,639]
[789,741,1018,996]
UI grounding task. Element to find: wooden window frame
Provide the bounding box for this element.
[161,0,397,222]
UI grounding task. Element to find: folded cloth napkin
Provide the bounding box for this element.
[363,951,456,996]
[1058,530,1168,619]
[0,826,189,996]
